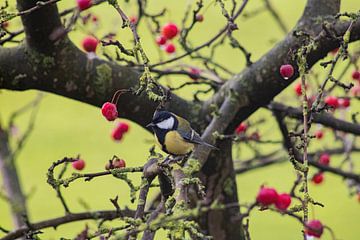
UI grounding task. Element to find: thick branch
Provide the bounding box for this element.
[16,0,63,53]
[269,102,360,135]
[0,43,194,128]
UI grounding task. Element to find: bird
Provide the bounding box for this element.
[147,110,217,156]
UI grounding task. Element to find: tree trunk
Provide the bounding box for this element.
[199,139,244,240]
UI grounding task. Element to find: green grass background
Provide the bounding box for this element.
[1,0,359,239]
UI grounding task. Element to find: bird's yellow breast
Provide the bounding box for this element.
[155,131,194,155]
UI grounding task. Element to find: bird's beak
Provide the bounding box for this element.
[146,122,155,128]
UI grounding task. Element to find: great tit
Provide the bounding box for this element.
[147,110,216,156]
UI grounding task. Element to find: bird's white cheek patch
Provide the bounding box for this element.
[156,117,174,129]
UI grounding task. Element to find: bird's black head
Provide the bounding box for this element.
[147,111,178,131]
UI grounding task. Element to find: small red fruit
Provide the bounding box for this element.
[352,70,360,80]
[101,102,118,121]
[161,23,179,39]
[319,153,330,166]
[312,173,324,184]
[315,130,324,139]
[156,35,167,46]
[111,122,129,141]
[118,122,130,133]
[189,68,201,80]
[351,84,360,97]
[324,96,339,109]
[82,36,98,53]
[235,123,247,134]
[294,82,302,96]
[164,43,176,54]
[196,14,204,22]
[113,159,126,168]
[111,128,123,141]
[129,16,137,24]
[256,187,278,206]
[280,64,294,80]
[72,159,85,171]
[105,158,126,170]
[305,220,324,238]
[92,15,98,23]
[338,98,350,108]
[76,0,92,11]
[275,193,291,211]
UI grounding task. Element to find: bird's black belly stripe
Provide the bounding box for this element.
[154,128,169,153]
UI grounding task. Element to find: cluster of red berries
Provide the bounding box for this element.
[105,158,126,170]
[292,81,351,109]
[257,186,324,237]
[156,23,179,54]
[324,95,350,109]
[101,102,130,141]
[311,153,330,185]
[111,122,130,141]
[256,186,292,211]
[72,158,86,171]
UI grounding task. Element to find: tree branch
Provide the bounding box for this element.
[269,102,360,135]
[0,209,134,240]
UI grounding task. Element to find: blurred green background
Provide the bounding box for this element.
[1,0,359,239]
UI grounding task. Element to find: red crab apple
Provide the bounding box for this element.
[312,173,324,185]
[235,123,247,134]
[256,187,278,206]
[352,70,360,80]
[189,68,201,80]
[156,35,167,46]
[294,82,302,96]
[315,130,324,139]
[338,98,350,108]
[280,64,294,80]
[82,36,98,53]
[305,220,324,238]
[319,153,330,165]
[72,159,85,171]
[165,43,176,54]
[101,102,118,121]
[76,0,92,11]
[275,193,291,211]
[324,96,339,109]
[196,14,204,22]
[161,23,179,39]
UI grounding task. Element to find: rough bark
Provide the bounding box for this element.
[200,139,244,240]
